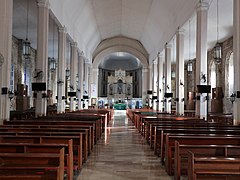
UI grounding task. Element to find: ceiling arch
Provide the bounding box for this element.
[92,36,149,69]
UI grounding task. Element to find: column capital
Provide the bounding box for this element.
[196,1,209,12]
[37,0,50,8]
[177,27,185,35]
[157,52,164,59]
[92,68,98,72]
[165,43,172,49]
[142,68,149,73]
[85,58,91,64]
[71,42,78,48]
[153,58,158,65]
[79,51,84,57]
[58,26,67,33]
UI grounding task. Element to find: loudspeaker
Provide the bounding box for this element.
[83,95,88,99]
[237,91,240,98]
[147,90,152,95]
[32,82,46,91]
[68,92,76,97]
[42,93,47,98]
[1,87,8,95]
[164,93,173,98]
[197,85,211,93]
[152,96,158,100]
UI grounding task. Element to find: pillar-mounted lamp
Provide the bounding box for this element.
[49,57,56,71]
[187,60,193,73]
[230,93,236,104]
[66,68,70,79]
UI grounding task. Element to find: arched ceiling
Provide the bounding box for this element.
[99,52,142,71]
[13,0,233,63]
[49,0,199,60]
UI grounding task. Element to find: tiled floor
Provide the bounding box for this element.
[77,110,172,180]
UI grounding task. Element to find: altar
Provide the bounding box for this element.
[107,69,133,101]
[113,103,126,110]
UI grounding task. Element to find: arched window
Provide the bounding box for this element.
[210,62,216,89]
[228,52,234,96]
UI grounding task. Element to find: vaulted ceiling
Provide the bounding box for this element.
[13,0,233,63]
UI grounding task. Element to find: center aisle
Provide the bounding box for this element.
[77,110,172,180]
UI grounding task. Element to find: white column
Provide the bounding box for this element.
[148,65,153,90]
[165,43,172,113]
[195,2,209,119]
[152,58,158,110]
[233,0,240,125]
[90,67,98,108]
[51,70,57,104]
[142,67,149,107]
[78,52,84,109]
[84,61,89,94]
[157,53,164,111]
[176,28,185,115]
[0,0,12,123]
[148,65,153,108]
[57,26,66,113]
[69,42,78,112]
[35,0,49,117]
[85,61,90,108]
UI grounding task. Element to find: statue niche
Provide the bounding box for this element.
[117,79,123,94]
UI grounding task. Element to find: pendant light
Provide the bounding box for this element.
[214,0,222,65]
[23,0,31,60]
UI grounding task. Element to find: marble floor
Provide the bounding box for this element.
[77,110,173,180]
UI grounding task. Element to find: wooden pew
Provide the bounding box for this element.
[208,113,233,125]
[65,112,106,134]
[4,120,100,143]
[78,109,112,125]
[0,148,65,180]
[141,116,204,139]
[156,127,240,159]
[165,134,240,175]
[1,124,94,149]
[0,127,90,157]
[0,134,83,170]
[149,122,240,150]
[175,141,240,180]
[0,141,73,180]
[188,151,240,180]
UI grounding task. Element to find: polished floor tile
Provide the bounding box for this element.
[77,110,173,180]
